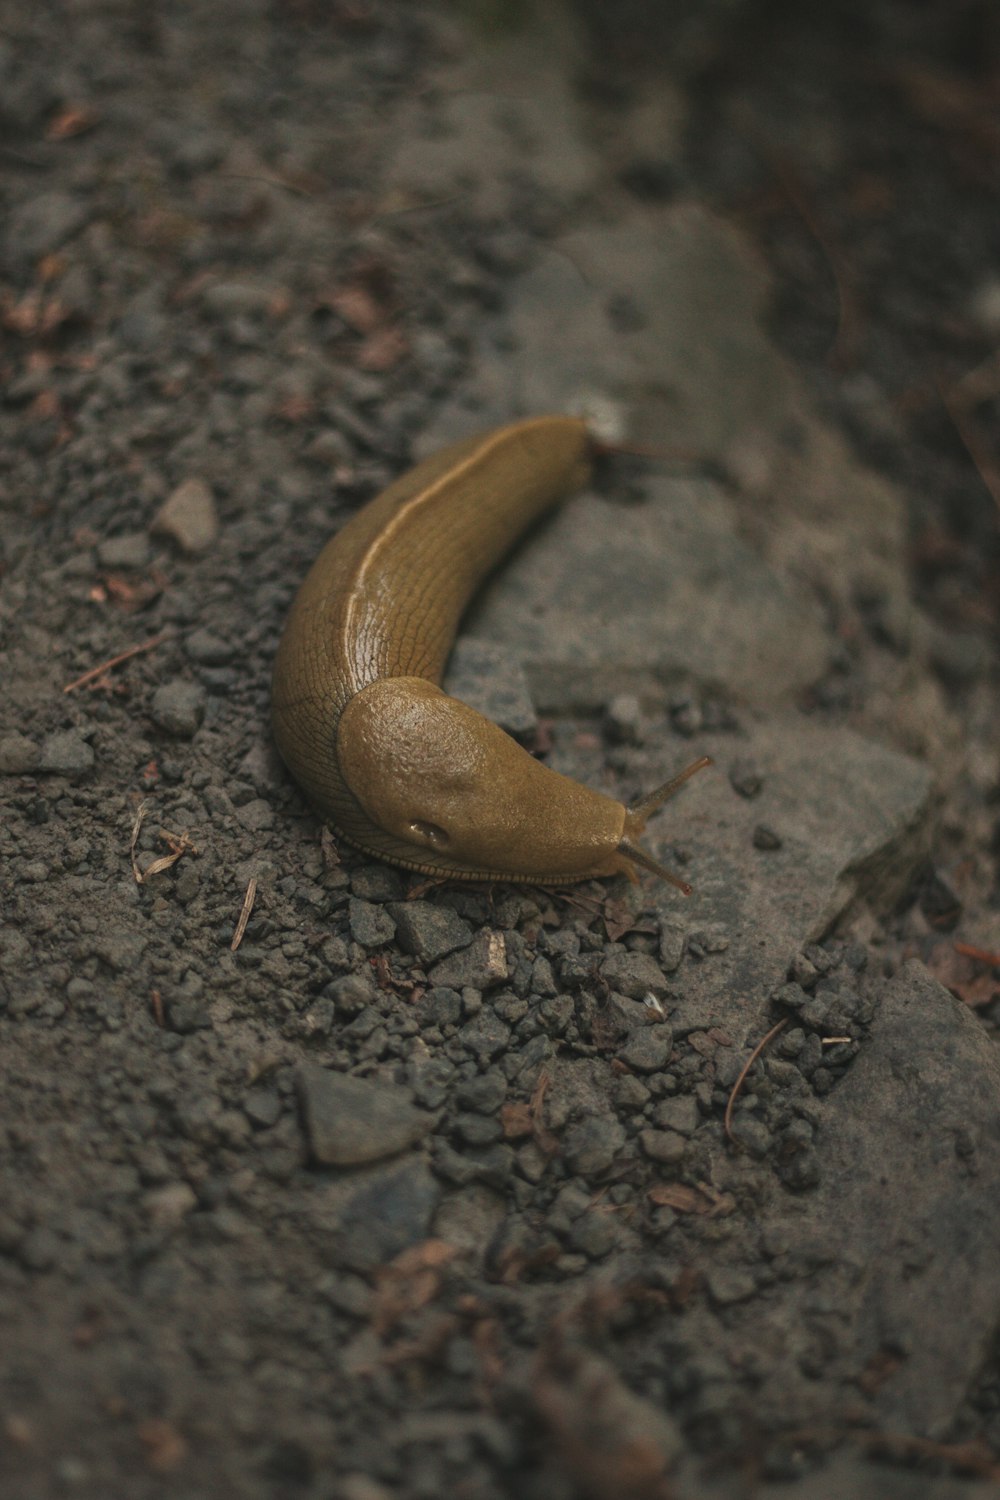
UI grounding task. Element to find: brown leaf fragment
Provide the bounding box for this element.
[356,324,408,372]
[372,1239,457,1338]
[926,939,1000,1009]
[327,282,384,333]
[137,1419,187,1471]
[532,1347,679,1500]
[602,897,636,943]
[647,1182,735,1217]
[46,105,100,140]
[500,1100,533,1139]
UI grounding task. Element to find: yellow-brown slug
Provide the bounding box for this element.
[271,415,708,887]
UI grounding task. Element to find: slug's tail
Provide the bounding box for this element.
[617,755,713,894]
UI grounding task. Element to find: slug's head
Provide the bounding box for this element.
[336,676,709,885]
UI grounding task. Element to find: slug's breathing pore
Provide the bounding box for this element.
[271,415,710,888]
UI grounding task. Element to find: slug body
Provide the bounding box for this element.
[272,416,704,886]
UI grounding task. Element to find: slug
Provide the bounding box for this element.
[271,415,709,888]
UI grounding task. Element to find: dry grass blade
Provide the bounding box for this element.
[231,876,258,951]
[129,802,148,884]
[130,813,198,885]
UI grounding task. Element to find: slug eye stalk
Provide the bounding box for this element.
[617,755,713,894]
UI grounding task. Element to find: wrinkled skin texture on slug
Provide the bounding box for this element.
[271,416,647,882]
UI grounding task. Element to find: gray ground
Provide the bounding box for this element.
[2,3,999,1498]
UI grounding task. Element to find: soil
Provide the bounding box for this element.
[2,3,999,1499]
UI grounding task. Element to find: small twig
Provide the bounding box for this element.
[64,631,168,693]
[954,940,1000,967]
[150,989,165,1028]
[724,1018,788,1145]
[230,876,257,952]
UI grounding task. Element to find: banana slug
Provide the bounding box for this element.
[271,415,709,888]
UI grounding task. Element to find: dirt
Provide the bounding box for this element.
[1,3,999,1498]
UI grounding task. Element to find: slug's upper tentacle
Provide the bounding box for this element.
[271,415,707,886]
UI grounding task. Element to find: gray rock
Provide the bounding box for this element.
[465,478,830,711]
[388,901,473,964]
[453,1112,502,1147]
[38,730,94,776]
[600,949,669,1000]
[638,1128,686,1165]
[618,717,935,1050]
[334,1158,441,1272]
[235,799,274,833]
[656,912,689,972]
[96,532,151,569]
[429,929,508,991]
[618,1023,674,1073]
[297,1065,432,1167]
[567,1208,620,1259]
[456,1010,511,1066]
[242,1087,283,1129]
[151,681,205,737]
[0,733,40,773]
[454,1070,507,1114]
[166,997,212,1034]
[347,898,396,949]
[705,1267,757,1306]
[414,986,463,1028]
[185,628,233,664]
[563,1117,626,1178]
[326,973,376,1015]
[801,963,1000,1431]
[348,866,403,901]
[730,962,1000,1441]
[651,1094,700,1136]
[152,478,219,553]
[726,1114,772,1158]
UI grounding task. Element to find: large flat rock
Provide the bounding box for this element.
[720,962,1000,1438]
[617,717,934,1046]
[463,475,831,708]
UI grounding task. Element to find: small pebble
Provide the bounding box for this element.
[96,532,151,569]
[152,478,219,553]
[618,1024,674,1073]
[0,733,41,773]
[297,1065,432,1167]
[38,730,94,776]
[151,681,205,737]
